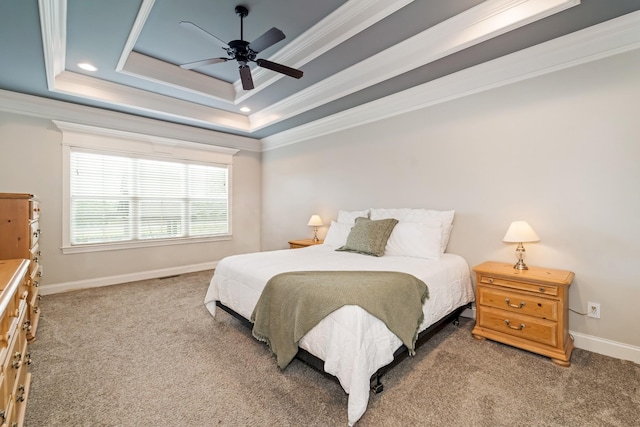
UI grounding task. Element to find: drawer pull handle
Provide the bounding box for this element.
[504,319,525,331]
[539,287,546,293]
[487,278,494,284]
[505,298,525,309]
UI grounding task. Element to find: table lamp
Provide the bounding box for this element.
[503,220,540,270]
[307,215,323,242]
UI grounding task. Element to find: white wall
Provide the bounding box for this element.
[0,111,262,287]
[261,49,640,350]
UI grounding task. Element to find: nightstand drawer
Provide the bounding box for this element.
[477,306,558,347]
[477,286,558,321]
[477,273,558,296]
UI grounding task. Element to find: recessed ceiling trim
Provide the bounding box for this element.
[250,0,579,131]
[261,10,640,151]
[122,52,236,102]
[115,0,155,72]
[38,0,66,90]
[233,0,416,103]
[115,0,236,103]
[54,71,250,131]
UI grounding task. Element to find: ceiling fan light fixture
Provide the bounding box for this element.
[179,4,303,90]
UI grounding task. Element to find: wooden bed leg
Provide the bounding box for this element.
[371,373,384,394]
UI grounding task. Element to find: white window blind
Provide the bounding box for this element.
[70,149,229,246]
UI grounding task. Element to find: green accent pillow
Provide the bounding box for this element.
[336,217,399,257]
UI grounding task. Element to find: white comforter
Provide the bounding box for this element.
[204,244,474,425]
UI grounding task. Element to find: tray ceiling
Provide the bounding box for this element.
[1,0,639,144]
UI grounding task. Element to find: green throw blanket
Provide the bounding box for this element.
[250,270,429,369]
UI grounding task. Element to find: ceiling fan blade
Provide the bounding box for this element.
[249,27,285,53]
[239,65,254,90]
[180,58,228,69]
[179,21,228,49]
[256,59,303,79]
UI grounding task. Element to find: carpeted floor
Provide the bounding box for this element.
[25,270,639,426]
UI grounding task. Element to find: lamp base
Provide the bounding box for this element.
[513,243,528,270]
[513,259,529,270]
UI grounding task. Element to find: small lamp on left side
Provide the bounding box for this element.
[307,215,323,242]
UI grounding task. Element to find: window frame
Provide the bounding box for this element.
[57,121,238,254]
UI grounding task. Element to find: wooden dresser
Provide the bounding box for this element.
[0,259,32,427]
[471,261,575,367]
[0,194,42,342]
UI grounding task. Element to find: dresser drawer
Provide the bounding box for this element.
[30,200,40,221]
[30,221,40,247]
[2,305,27,406]
[477,273,558,296]
[476,306,558,347]
[477,285,558,321]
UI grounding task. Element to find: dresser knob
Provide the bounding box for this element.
[487,278,494,284]
[539,287,546,293]
[504,319,526,331]
[505,298,526,309]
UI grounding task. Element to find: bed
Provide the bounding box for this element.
[204,208,475,425]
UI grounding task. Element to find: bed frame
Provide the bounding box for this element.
[216,300,470,393]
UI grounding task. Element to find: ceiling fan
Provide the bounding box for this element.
[179,5,303,90]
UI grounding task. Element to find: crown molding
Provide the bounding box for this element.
[261,10,640,151]
[115,0,155,72]
[38,0,66,90]
[250,0,579,131]
[0,88,261,152]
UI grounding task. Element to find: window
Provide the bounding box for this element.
[56,120,238,253]
[70,149,229,245]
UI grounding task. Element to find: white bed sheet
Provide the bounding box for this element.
[204,244,474,425]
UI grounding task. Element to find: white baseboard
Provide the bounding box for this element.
[570,331,640,365]
[460,306,639,364]
[40,261,218,295]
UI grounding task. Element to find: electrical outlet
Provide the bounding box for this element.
[587,302,601,319]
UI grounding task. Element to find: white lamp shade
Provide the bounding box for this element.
[503,221,540,243]
[307,215,324,227]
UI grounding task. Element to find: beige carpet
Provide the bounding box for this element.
[25,270,639,426]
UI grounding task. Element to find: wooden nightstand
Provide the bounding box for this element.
[288,239,323,249]
[471,261,575,367]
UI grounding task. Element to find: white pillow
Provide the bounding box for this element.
[322,221,353,247]
[369,208,455,253]
[369,208,411,221]
[385,222,442,259]
[337,209,370,225]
